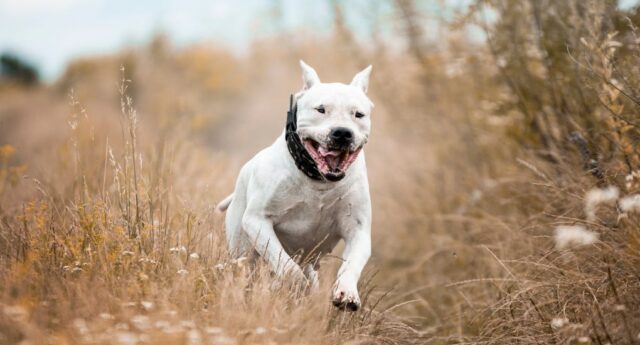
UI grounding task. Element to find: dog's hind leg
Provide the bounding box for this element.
[303,263,319,290]
[224,192,251,258]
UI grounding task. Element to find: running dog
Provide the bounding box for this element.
[217,61,373,311]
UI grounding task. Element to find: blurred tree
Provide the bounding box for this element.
[468,0,640,175]
[0,53,39,87]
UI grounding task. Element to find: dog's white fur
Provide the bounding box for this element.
[217,61,373,310]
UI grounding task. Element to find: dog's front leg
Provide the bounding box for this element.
[332,228,371,311]
[242,213,305,281]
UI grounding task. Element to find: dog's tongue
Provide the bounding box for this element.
[318,146,343,171]
[318,146,341,157]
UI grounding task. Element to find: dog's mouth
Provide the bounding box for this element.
[303,139,361,181]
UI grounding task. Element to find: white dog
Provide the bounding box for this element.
[217,61,373,311]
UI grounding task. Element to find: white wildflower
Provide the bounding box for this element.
[130,315,151,331]
[72,318,89,335]
[180,320,196,329]
[170,246,187,254]
[550,317,569,329]
[189,253,200,260]
[210,335,235,345]
[99,313,114,320]
[121,302,136,308]
[205,327,224,335]
[607,40,623,48]
[115,322,129,330]
[154,320,170,329]
[139,257,158,265]
[496,56,507,68]
[585,186,619,221]
[580,37,591,47]
[140,301,154,311]
[619,194,640,213]
[626,171,640,190]
[614,304,626,311]
[3,305,28,322]
[470,189,482,203]
[163,325,184,334]
[115,331,137,345]
[554,225,598,250]
[187,329,202,345]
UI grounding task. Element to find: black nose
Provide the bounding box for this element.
[329,127,354,145]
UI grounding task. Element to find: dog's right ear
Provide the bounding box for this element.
[300,60,320,90]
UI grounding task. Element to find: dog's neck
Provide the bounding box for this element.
[285,95,328,182]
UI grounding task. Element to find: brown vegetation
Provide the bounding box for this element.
[1,1,640,344]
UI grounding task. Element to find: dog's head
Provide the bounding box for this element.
[294,60,373,181]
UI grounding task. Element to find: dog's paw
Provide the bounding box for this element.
[331,281,360,311]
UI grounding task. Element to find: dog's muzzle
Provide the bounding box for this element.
[285,95,361,182]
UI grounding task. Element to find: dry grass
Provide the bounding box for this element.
[2,1,640,344]
[0,63,427,344]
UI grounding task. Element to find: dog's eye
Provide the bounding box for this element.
[355,112,365,119]
[315,106,325,114]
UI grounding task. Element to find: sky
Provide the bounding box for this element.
[0,0,344,80]
[1,0,638,81]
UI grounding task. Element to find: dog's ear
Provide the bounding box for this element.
[300,60,320,90]
[350,65,372,93]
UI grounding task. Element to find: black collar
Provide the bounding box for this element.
[285,95,326,181]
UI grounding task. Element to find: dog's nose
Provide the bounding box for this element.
[329,127,354,145]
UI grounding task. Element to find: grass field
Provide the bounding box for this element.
[2,1,640,344]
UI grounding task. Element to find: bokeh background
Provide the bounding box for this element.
[2,1,640,344]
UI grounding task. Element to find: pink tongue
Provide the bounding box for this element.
[318,146,341,157]
[326,156,338,170]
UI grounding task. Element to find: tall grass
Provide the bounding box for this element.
[1,1,640,343]
[0,62,428,344]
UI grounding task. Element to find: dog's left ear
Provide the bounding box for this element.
[350,65,372,93]
[300,60,321,90]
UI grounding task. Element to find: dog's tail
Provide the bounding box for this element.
[216,193,234,212]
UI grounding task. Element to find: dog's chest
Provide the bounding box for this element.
[266,186,349,256]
